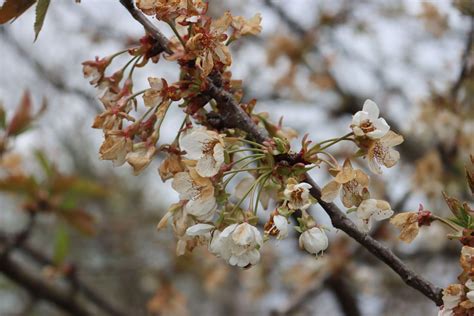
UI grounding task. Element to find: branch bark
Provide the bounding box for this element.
[119,0,444,307]
[119,0,172,55]
[0,231,127,316]
[0,254,92,316]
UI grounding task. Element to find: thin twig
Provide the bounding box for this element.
[0,29,102,113]
[451,17,474,99]
[119,0,172,54]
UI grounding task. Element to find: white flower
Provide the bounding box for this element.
[351,99,390,139]
[171,169,217,221]
[367,131,404,174]
[273,215,289,239]
[355,199,394,232]
[466,279,474,303]
[284,181,313,210]
[438,284,463,315]
[179,128,225,177]
[210,223,263,267]
[299,227,328,255]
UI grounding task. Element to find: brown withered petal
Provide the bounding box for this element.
[460,246,474,275]
[321,180,341,203]
[334,159,356,184]
[390,212,419,243]
[159,153,184,182]
[126,146,157,175]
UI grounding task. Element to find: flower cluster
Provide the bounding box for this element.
[438,246,474,315]
[83,0,404,267]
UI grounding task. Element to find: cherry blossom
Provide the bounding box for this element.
[351,99,390,139]
[299,227,328,255]
[210,223,263,267]
[284,180,313,211]
[367,131,404,174]
[321,159,369,208]
[355,199,394,232]
[179,128,225,177]
[171,169,217,221]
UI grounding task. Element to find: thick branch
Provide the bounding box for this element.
[325,275,362,316]
[206,79,269,143]
[119,1,444,307]
[0,231,126,316]
[305,177,443,305]
[0,254,92,316]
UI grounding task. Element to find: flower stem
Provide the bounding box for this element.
[230,154,265,167]
[253,173,271,214]
[128,55,143,79]
[167,21,187,50]
[432,215,462,232]
[231,171,271,214]
[121,55,140,75]
[223,167,270,176]
[222,157,266,189]
[226,148,266,154]
[309,132,354,153]
[231,138,267,149]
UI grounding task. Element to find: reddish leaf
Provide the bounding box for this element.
[61,209,96,236]
[0,0,36,24]
[7,91,33,136]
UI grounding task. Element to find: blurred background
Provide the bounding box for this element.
[0,0,473,315]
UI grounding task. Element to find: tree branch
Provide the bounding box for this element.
[119,1,444,307]
[0,254,92,316]
[0,231,127,316]
[325,274,362,316]
[0,29,102,113]
[119,0,172,55]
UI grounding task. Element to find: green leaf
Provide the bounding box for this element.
[0,104,6,129]
[53,225,70,265]
[0,0,36,24]
[33,0,50,41]
[34,149,53,177]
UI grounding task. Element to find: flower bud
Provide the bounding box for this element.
[299,227,328,255]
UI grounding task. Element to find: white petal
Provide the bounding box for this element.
[220,223,238,238]
[232,223,254,246]
[196,154,220,177]
[186,223,214,236]
[247,249,261,265]
[171,172,195,199]
[213,143,225,166]
[467,291,474,303]
[274,215,288,239]
[362,99,379,119]
[352,111,369,126]
[466,279,474,290]
[185,196,217,218]
[179,129,212,160]
[297,183,312,190]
